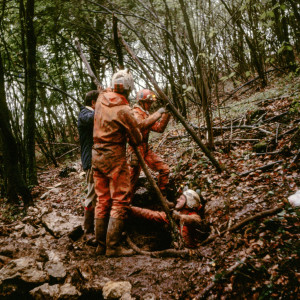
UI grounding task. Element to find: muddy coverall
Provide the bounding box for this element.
[129,104,171,194]
[92,92,142,220]
[130,206,202,248]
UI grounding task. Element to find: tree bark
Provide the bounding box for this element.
[23,0,38,185]
[0,52,33,206]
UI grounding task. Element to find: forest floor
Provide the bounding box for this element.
[0,73,299,299]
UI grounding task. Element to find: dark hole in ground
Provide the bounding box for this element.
[127,179,177,252]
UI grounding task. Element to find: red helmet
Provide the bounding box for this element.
[136,89,156,102]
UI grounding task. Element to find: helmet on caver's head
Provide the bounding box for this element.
[111,69,134,94]
[136,89,156,102]
[183,189,200,209]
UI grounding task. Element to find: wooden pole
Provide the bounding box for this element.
[74,38,102,89]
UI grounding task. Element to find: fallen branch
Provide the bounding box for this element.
[200,203,284,246]
[220,68,287,105]
[154,130,171,151]
[227,204,284,232]
[42,147,80,168]
[38,142,78,146]
[193,257,247,299]
[252,150,283,156]
[167,135,189,140]
[126,236,196,258]
[74,38,102,88]
[270,126,298,144]
[238,160,284,177]
[126,235,150,256]
[263,111,289,123]
[197,125,273,136]
[291,149,300,166]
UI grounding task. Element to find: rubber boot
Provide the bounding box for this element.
[105,218,134,257]
[95,218,108,255]
[83,209,94,234]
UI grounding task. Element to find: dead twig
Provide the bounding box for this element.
[220,68,288,105]
[154,130,171,151]
[263,111,289,123]
[291,149,300,165]
[126,236,151,256]
[270,126,298,144]
[126,236,198,258]
[197,125,273,136]
[200,203,284,246]
[238,160,284,177]
[43,147,80,168]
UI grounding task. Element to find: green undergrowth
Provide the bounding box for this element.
[0,198,26,223]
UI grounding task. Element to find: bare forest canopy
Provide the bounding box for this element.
[0,0,299,204]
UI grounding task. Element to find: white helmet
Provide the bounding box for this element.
[111,69,134,93]
[183,189,200,209]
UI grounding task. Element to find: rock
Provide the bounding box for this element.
[0,255,11,265]
[27,206,40,216]
[24,224,38,237]
[81,275,110,295]
[59,166,77,178]
[30,283,60,299]
[68,225,83,241]
[143,293,156,300]
[288,190,300,207]
[0,257,48,283]
[120,292,134,300]
[0,257,49,297]
[45,261,66,281]
[253,141,267,153]
[59,283,81,299]
[36,249,49,263]
[37,227,47,237]
[14,223,25,231]
[42,211,83,238]
[45,250,65,263]
[30,283,81,300]
[102,281,132,299]
[0,245,14,257]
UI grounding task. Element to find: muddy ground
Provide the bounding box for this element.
[0,74,299,299]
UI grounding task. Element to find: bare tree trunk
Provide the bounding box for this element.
[23,0,38,185]
[0,52,33,206]
[272,0,296,70]
[178,0,214,149]
[220,0,267,87]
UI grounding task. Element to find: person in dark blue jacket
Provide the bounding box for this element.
[78,90,99,235]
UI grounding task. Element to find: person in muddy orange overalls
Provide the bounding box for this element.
[92,70,142,257]
[130,189,204,249]
[129,89,171,202]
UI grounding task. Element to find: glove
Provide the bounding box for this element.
[157,107,166,114]
[172,210,181,221]
[130,152,139,167]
